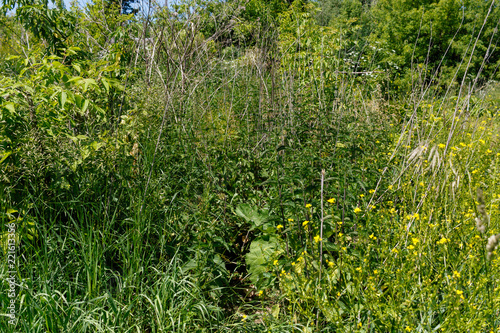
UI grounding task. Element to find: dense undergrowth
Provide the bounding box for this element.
[1,0,500,332]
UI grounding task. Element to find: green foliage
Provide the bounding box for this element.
[1,0,78,55]
[371,0,500,90]
[1,1,500,332]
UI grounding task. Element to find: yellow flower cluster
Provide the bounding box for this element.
[436,237,450,245]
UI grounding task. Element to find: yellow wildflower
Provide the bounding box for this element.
[327,198,336,204]
[437,237,450,245]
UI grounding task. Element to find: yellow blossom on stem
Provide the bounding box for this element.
[314,235,322,243]
[327,198,336,204]
[437,237,450,245]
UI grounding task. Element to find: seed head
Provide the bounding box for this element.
[475,188,489,233]
[486,234,500,260]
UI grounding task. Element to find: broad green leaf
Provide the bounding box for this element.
[102,77,110,94]
[67,76,83,84]
[60,91,67,109]
[81,99,90,114]
[3,103,15,114]
[74,94,83,108]
[245,236,282,288]
[83,78,97,92]
[235,204,269,228]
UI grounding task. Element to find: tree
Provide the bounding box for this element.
[370,0,500,88]
[107,0,138,15]
[1,0,78,55]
